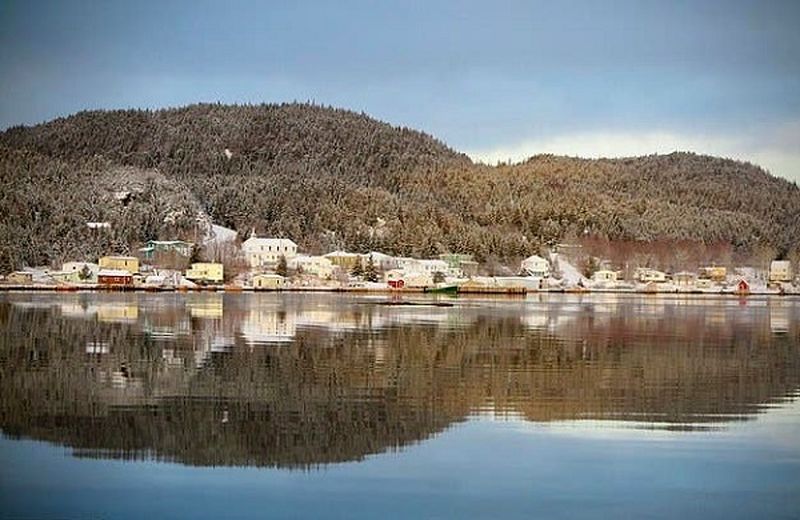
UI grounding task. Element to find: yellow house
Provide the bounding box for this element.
[253,273,286,289]
[185,263,224,284]
[99,255,139,273]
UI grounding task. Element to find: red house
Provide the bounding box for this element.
[97,269,133,287]
[736,279,750,294]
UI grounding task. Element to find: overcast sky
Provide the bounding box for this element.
[1,0,799,182]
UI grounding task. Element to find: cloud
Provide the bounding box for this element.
[466,124,800,184]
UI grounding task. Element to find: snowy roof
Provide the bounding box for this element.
[242,237,297,251]
[98,269,133,277]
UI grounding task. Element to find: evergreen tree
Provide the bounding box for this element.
[351,259,364,279]
[364,255,379,282]
[276,255,288,277]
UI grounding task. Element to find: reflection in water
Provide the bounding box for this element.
[0,293,799,468]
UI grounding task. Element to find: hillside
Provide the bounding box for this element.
[1,103,799,271]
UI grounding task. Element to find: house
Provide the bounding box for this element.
[62,262,99,283]
[288,255,334,279]
[673,271,696,287]
[769,260,793,283]
[736,279,750,294]
[6,271,33,284]
[418,259,449,276]
[439,253,477,277]
[99,255,139,273]
[242,236,298,268]
[520,255,550,278]
[138,240,194,260]
[592,270,618,283]
[253,273,286,289]
[97,269,133,286]
[635,268,667,283]
[364,252,399,271]
[699,266,727,282]
[185,263,224,284]
[324,251,362,271]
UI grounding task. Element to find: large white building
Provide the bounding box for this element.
[769,260,793,283]
[242,236,297,268]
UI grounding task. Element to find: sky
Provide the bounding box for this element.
[1,0,799,182]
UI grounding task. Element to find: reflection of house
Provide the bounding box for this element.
[97,303,138,322]
[242,237,297,268]
[99,255,139,273]
[635,268,667,283]
[253,273,286,289]
[62,262,99,283]
[288,255,334,278]
[699,266,727,282]
[138,240,193,260]
[592,270,618,283]
[185,263,224,284]
[241,310,296,343]
[769,261,793,283]
[97,269,133,286]
[520,255,550,278]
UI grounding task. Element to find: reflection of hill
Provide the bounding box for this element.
[0,293,799,468]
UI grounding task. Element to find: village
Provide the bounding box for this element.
[1,231,798,296]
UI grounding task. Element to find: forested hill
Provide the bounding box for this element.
[1,102,799,271]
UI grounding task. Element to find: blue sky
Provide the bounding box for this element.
[1,0,799,181]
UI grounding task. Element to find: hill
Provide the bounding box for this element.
[1,103,799,271]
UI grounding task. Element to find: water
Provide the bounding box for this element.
[1,292,798,519]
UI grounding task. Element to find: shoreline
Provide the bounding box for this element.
[0,284,796,297]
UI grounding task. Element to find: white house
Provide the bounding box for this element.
[242,236,297,268]
[592,270,618,283]
[769,260,793,283]
[635,268,667,283]
[418,259,449,275]
[520,255,550,278]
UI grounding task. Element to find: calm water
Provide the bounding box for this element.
[1,292,799,519]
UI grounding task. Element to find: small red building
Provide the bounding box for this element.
[97,269,133,287]
[736,279,750,294]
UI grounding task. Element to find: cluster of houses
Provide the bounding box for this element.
[587,261,796,293]
[2,234,798,294]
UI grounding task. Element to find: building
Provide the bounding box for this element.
[288,255,334,279]
[99,255,139,274]
[769,260,793,283]
[592,270,618,283]
[97,269,133,286]
[418,259,449,276]
[6,271,33,284]
[324,251,362,271]
[673,271,696,287]
[252,273,286,289]
[62,261,100,282]
[520,255,550,278]
[736,279,750,294]
[635,268,667,283]
[242,236,298,268]
[699,266,727,282]
[138,240,194,260]
[439,253,477,277]
[185,263,224,284]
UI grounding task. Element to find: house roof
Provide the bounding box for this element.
[98,269,132,277]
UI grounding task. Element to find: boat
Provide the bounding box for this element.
[424,284,458,295]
